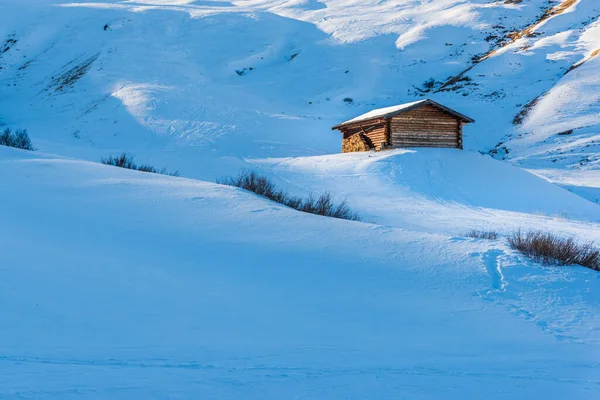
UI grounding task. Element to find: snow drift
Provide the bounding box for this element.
[1,147,600,398]
[2,1,600,398]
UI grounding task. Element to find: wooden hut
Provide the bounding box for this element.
[332,99,474,153]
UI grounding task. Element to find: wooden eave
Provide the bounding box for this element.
[332,118,386,131]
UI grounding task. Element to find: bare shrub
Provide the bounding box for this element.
[101,153,136,169]
[0,128,35,151]
[508,230,600,271]
[101,153,179,176]
[466,229,499,240]
[218,171,360,221]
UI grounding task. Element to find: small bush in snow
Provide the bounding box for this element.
[101,153,136,169]
[217,171,360,221]
[508,230,600,271]
[101,153,179,176]
[0,128,35,151]
[466,230,499,240]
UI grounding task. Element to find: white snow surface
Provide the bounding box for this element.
[0,0,597,199]
[2,0,600,398]
[2,146,600,399]
[336,100,425,126]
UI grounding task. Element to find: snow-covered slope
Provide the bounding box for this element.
[1,0,599,193]
[1,146,600,398]
[2,1,600,398]
[251,149,600,235]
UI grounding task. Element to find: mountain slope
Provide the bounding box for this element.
[1,0,598,185]
[2,2,600,398]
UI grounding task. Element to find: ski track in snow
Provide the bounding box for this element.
[480,249,507,293]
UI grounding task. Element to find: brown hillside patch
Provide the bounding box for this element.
[49,53,99,92]
[513,95,542,125]
[514,43,599,125]
[506,0,578,43]
[437,0,580,91]
[566,47,600,74]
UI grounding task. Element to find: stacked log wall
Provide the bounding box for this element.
[390,105,460,148]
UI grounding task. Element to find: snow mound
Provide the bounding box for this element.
[253,149,600,237]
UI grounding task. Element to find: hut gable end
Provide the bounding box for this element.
[390,104,462,149]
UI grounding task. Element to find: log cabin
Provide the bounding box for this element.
[332,99,474,153]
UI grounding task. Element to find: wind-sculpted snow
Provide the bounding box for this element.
[2,2,600,397]
[1,1,597,165]
[1,147,600,398]
[251,149,600,236]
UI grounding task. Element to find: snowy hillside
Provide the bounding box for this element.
[2,1,600,398]
[1,0,599,192]
[252,148,600,234]
[2,146,600,398]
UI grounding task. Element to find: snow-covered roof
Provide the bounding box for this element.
[332,99,474,129]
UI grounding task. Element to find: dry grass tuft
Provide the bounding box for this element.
[218,171,360,221]
[508,230,600,271]
[101,153,179,176]
[466,230,499,240]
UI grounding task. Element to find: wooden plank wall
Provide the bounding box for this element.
[342,122,387,148]
[390,105,460,148]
